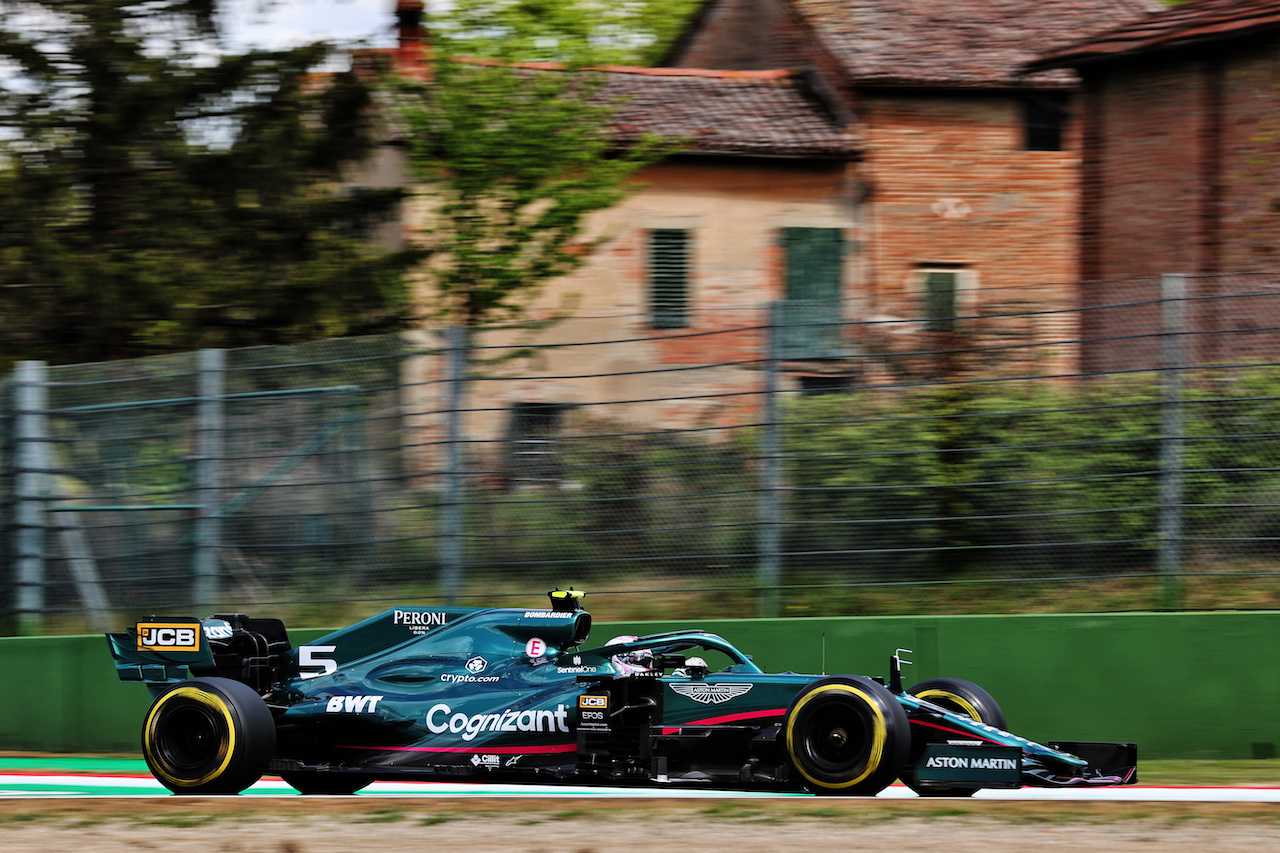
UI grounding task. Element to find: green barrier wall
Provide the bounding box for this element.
[5,612,1277,759]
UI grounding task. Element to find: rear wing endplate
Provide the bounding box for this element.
[105,617,216,688]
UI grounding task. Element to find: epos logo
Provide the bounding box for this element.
[136,623,200,652]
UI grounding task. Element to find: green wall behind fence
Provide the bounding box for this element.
[4,612,1277,759]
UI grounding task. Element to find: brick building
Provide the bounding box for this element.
[663,0,1159,380]
[1031,0,1280,371]
[397,63,864,474]
[389,0,1159,473]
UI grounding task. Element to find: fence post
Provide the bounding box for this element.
[13,361,48,635]
[758,302,783,618]
[439,326,468,605]
[193,348,225,610]
[1158,274,1186,609]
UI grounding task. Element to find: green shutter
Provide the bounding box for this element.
[924,270,957,331]
[780,228,846,359]
[650,229,689,329]
[783,227,843,304]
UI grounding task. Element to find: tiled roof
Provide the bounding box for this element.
[1030,0,1280,69]
[787,0,1162,88]
[594,66,860,157]
[359,54,859,157]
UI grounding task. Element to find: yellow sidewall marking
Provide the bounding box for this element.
[786,684,887,790]
[144,686,236,788]
[916,689,981,721]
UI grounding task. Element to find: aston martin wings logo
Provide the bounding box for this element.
[670,682,753,705]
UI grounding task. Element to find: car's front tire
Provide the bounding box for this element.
[141,676,275,795]
[784,676,911,796]
[900,676,1007,797]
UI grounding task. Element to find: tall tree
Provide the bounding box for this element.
[429,0,704,66]
[0,0,417,367]
[399,57,670,325]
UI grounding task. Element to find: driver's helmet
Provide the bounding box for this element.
[606,635,655,676]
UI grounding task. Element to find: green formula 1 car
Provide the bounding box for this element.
[106,589,1137,796]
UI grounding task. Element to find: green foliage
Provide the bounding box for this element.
[1180,370,1280,550]
[457,424,754,580]
[781,378,1167,578]
[400,59,669,324]
[955,378,1162,569]
[564,430,752,566]
[384,367,1280,597]
[0,0,417,368]
[783,392,945,578]
[429,0,704,66]
[777,368,1280,579]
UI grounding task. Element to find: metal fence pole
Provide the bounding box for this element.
[193,348,226,610]
[1158,274,1186,609]
[758,302,783,618]
[439,326,468,605]
[13,361,48,635]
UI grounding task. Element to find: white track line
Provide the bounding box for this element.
[2,774,1279,802]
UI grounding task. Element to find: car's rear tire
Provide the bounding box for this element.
[141,676,275,795]
[281,771,372,795]
[784,676,910,796]
[900,676,1006,797]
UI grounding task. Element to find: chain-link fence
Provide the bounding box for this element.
[6,272,1280,633]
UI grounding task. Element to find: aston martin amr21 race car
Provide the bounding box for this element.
[106,589,1137,796]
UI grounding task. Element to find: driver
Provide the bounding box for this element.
[671,656,709,678]
[606,635,655,676]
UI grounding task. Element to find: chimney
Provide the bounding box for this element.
[395,0,430,80]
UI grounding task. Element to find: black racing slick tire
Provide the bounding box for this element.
[900,677,1007,798]
[784,676,911,796]
[281,771,372,795]
[141,677,276,795]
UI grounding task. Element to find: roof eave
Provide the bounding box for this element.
[1030,23,1280,72]
[852,76,1078,92]
[669,147,862,161]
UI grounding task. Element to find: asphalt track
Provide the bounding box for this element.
[2,757,1279,801]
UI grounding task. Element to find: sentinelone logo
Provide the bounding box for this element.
[426,703,569,741]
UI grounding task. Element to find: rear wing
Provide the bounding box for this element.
[107,618,215,691]
[106,614,292,696]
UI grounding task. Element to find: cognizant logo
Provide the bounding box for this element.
[425,703,569,741]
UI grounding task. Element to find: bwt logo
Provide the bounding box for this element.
[136,623,200,652]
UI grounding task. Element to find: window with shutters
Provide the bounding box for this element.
[921,267,962,331]
[505,402,566,489]
[798,374,853,395]
[649,229,690,328]
[779,227,846,359]
[1024,94,1067,151]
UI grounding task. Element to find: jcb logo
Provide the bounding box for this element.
[136,623,200,652]
[579,695,608,708]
